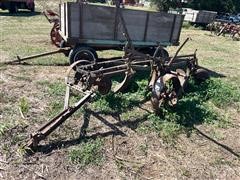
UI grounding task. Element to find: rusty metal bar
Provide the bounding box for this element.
[26,91,94,149]
[167,37,190,66]
[3,48,70,65]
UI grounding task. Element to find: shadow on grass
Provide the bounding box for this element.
[199,66,226,78]
[33,111,149,154]
[0,11,41,17]
[28,69,239,157]
[194,127,240,158]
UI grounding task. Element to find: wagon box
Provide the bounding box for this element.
[59,2,184,50]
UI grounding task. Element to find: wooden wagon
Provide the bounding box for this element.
[59,2,184,64]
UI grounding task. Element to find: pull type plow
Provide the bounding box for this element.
[25,38,209,150]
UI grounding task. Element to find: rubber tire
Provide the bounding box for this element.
[69,46,98,65]
[139,47,169,59]
[9,2,18,13]
[30,3,35,12]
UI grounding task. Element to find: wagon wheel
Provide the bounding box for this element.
[50,23,62,48]
[139,47,169,61]
[9,2,18,13]
[151,74,181,113]
[69,46,98,65]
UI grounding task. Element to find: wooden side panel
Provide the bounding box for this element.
[171,15,184,44]
[65,3,69,37]
[60,3,65,36]
[196,11,217,24]
[146,12,175,42]
[62,2,184,45]
[117,9,147,41]
[69,3,80,37]
[82,5,116,40]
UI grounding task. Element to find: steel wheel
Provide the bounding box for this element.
[50,24,62,48]
[66,60,93,91]
[193,68,209,83]
[151,74,181,112]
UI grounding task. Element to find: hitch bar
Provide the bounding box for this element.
[2,48,70,65]
[26,91,94,149]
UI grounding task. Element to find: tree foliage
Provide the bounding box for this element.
[151,0,240,13]
[187,0,240,13]
[150,0,181,11]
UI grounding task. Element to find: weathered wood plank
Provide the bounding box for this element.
[60,3,184,47]
[117,8,147,41]
[82,5,116,40]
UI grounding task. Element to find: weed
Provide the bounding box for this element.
[148,114,182,143]
[0,122,10,137]
[0,92,5,103]
[203,79,240,108]
[139,143,148,156]
[19,97,29,116]
[137,78,240,142]
[68,138,104,167]
[48,101,64,116]
[47,81,66,97]
[182,169,191,177]
[15,76,32,82]
[40,81,66,116]
[115,159,125,171]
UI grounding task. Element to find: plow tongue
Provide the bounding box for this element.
[25,92,94,150]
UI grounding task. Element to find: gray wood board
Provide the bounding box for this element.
[61,3,183,45]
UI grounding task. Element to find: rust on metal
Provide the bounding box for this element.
[207,21,240,40]
[25,38,209,150]
[21,1,209,151]
[43,10,63,47]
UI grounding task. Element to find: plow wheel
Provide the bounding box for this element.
[193,68,209,83]
[66,60,93,90]
[50,23,62,47]
[151,74,181,112]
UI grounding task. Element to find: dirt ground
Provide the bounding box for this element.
[0,1,240,180]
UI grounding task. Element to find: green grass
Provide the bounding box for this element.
[0,122,11,137]
[42,81,66,116]
[91,75,150,114]
[137,78,240,142]
[19,97,29,116]
[68,138,104,167]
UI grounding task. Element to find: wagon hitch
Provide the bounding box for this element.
[2,48,70,65]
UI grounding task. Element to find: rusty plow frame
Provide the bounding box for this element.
[24,38,209,151]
